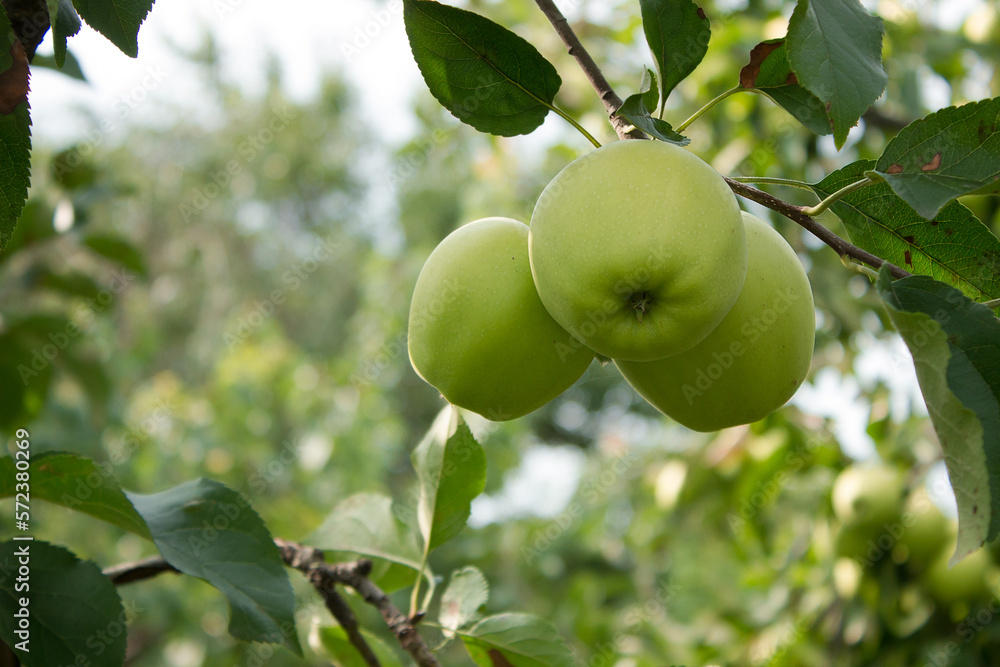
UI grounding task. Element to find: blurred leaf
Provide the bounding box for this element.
[739,40,831,135]
[404,0,561,136]
[0,540,126,667]
[786,0,887,148]
[52,148,99,188]
[462,613,576,667]
[871,98,1000,219]
[83,232,147,277]
[0,333,53,431]
[440,566,489,636]
[412,406,486,550]
[46,0,82,67]
[309,625,402,666]
[639,0,710,106]
[71,0,155,58]
[30,50,87,82]
[35,267,103,299]
[126,479,302,654]
[0,6,32,253]
[0,452,151,537]
[309,492,427,590]
[877,268,1000,563]
[814,160,1000,301]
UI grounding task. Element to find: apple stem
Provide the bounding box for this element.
[676,87,745,132]
[548,104,603,148]
[801,176,875,217]
[629,292,652,322]
[840,255,880,280]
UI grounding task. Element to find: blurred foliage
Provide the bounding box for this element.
[1,0,999,664]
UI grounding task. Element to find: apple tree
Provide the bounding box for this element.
[0,0,999,664]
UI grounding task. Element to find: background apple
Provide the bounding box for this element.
[615,212,814,431]
[408,217,594,420]
[528,140,747,362]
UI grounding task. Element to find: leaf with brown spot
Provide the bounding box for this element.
[0,40,29,114]
[874,97,1000,218]
[488,649,515,667]
[737,39,831,135]
[815,160,1000,301]
[462,613,576,666]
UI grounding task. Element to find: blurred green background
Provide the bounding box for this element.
[2,0,1000,664]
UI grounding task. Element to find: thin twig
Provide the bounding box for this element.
[275,540,382,667]
[103,541,441,667]
[725,178,911,279]
[533,0,646,141]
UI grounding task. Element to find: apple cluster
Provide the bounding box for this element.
[407,140,816,430]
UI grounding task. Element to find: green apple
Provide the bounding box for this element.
[832,464,905,530]
[408,217,594,421]
[924,544,995,608]
[899,488,952,572]
[528,140,747,362]
[614,212,814,431]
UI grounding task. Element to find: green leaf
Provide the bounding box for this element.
[786,0,887,149]
[462,613,577,667]
[813,160,1000,301]
[46,0,82,67]
[871,98,1000,219]
[0,540,126,666]
[308,492,428,592]
[639,0,710,107]
[309,625,402,667]
[31,50,87,83]
[738,40,831,135]
[412,406,486,550]
[615,98,689,145]
[403,0,561,137]
[876,269,1000,562]
[0,6,32,254]
[126,479,302,654]
[440,566,489,636]
[71,0,154,58]
[0,452,152,538]
[83,232,148,277]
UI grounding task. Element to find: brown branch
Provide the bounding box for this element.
[724,178,911,279]
[533,0,645,141]
[102,540,440,667]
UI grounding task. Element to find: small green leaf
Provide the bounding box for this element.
[71,0,155,58]
[872,98,1000,219]
[813,160,1000,301]
[46,0,82,67]
[404,0,561,136]
[0,452,151,538]
[876,269,1000,562]
[83,232,147,277]
[738,40,831,135]
[615,94,690,145]
[31,50,87,82]
[309,625,402,666]
[0,540,126,667]
[639,0,710,106]
[786,0,887,149]
[412,406,487,550]
[309,492,429,592]
[462,613,576,667]
[126,479,302,654]
[0,6,32,253]
[440,566,489,636]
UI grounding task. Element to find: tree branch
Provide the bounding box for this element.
[103,540,441,667]
[724,177,911,279]
[533,0,645,141]
[1,0,50,60]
